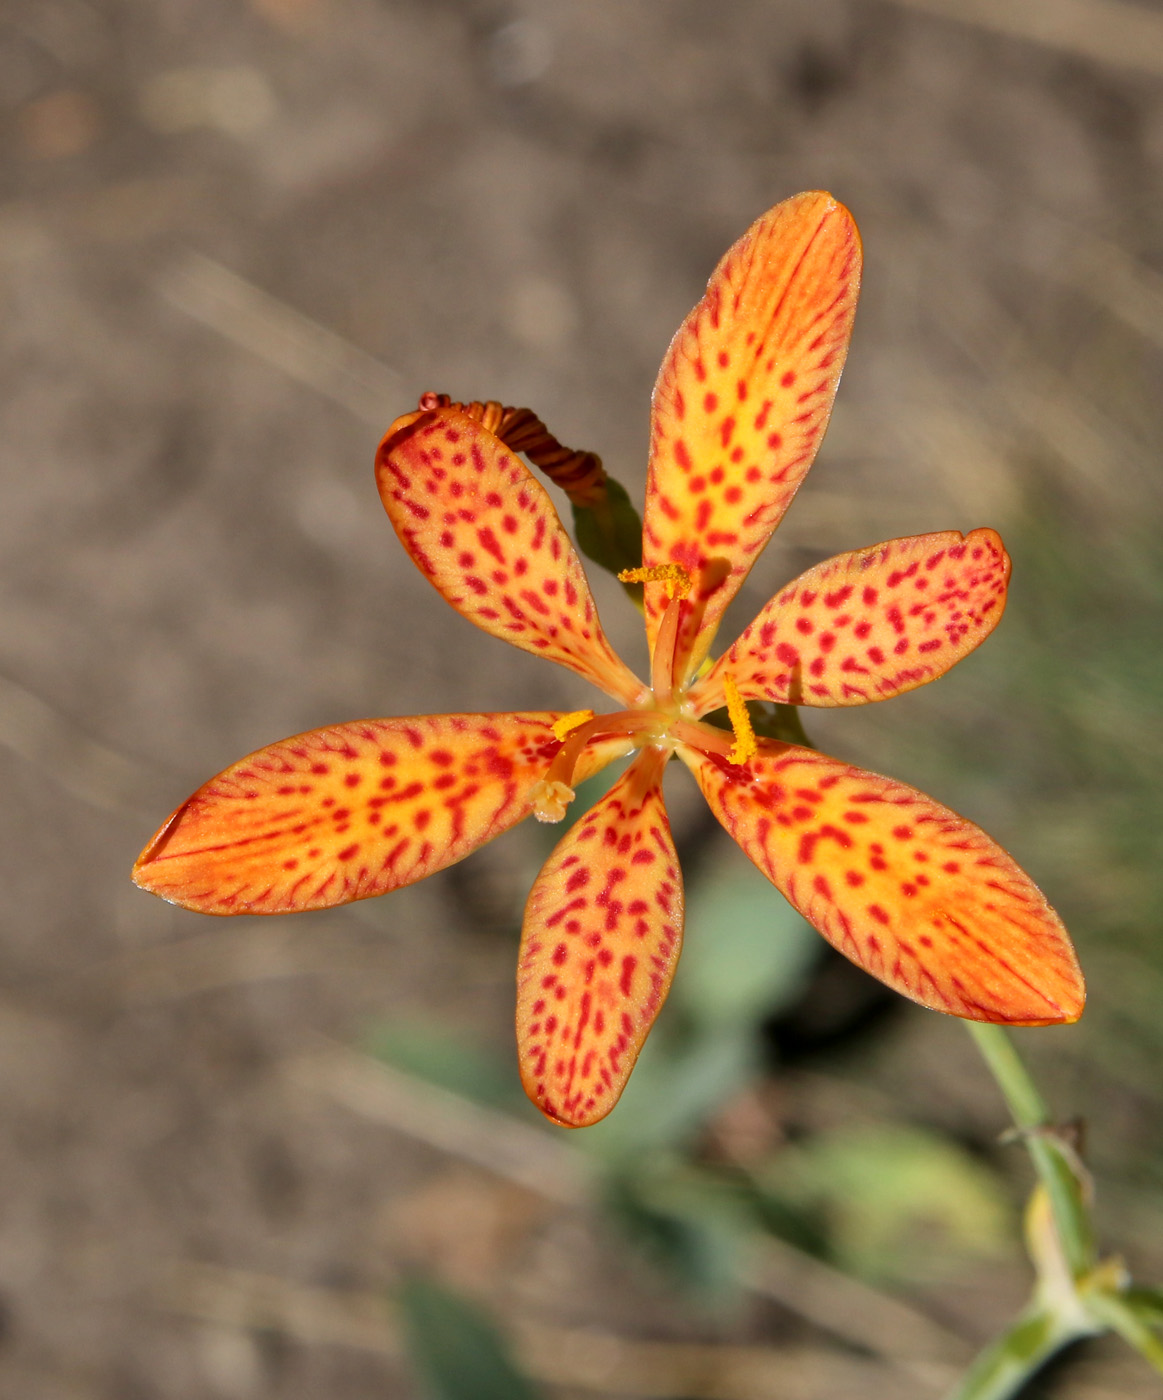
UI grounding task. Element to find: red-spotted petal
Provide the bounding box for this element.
[689,529,1010,714]
[376,408,645,706]
[643,192,861,680]
[133,714,631,915]
[679,739,1084,1025]
[516,747,683,1127]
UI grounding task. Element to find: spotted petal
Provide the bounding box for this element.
[643,191,861,680]
[689,529,1009,714]
[516,748,682,1127]
[679,739,1084,1024]
[133,714,632,916]
[376,408,644,706]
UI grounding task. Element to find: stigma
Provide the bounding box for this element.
[530,779,577,823]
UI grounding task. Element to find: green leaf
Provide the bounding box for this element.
[1083,1288,1163,1375]
[398,1274,544,1400]
[1125,1285,1163,1323]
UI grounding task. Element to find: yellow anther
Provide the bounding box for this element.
[723,675,758,767]
[551,710,595,742]
[616,564,692,598]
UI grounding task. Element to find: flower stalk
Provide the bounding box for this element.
[950,1025,1163,1398]
[966,1022,1094,1280]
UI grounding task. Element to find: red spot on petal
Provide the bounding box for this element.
[620,955,637,996]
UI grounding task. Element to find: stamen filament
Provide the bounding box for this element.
[670,717,734,760]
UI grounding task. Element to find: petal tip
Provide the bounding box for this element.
[132,801,192,893]
[524,1086,613,1130]
[1045,979,1087,1026]
[966,968,1086,1028]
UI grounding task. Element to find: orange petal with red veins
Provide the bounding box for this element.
[517,748,683,1127]
[133,714,632,916]
[643,192,861,681]
[376,408,645,707]
[679,739,1084,1025]
[690,529,1010,714]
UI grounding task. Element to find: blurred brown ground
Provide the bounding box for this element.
[2,1,1163,1396]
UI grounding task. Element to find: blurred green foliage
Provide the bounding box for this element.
[398,1274,544,1400]
[757,1123,1012,1285]
[365,840,1014,1299]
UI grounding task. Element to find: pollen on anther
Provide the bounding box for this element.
[617,563,691,598]
[723,675,757,767]
[552,710,595,742]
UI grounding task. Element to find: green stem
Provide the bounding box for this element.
[945,1303,1095,1400]
[966,1022,1095,1280]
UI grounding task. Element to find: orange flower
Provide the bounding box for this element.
[134,192,1084,1127]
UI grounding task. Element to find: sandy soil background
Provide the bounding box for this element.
[3,1,1163,1396]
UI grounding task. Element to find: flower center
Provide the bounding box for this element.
[528,569,750,822]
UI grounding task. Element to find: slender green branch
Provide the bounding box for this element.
[965,1022,1095,1280]
[965,1022,1049,1127]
